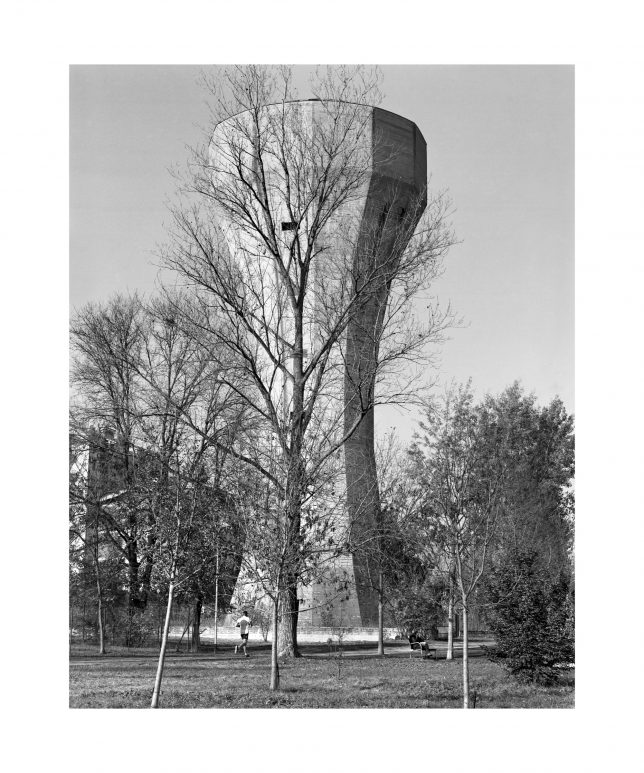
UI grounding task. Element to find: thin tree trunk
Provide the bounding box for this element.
[127,550,142,611]
[92,502,106,654]
[446,589,454,661]
[191,597,202,652]
[96,579,106,654]
[277,420,303,659]
[270,596,280,691]
[377,569,384,656]
[151,562,177,709]
[125,561,145,647]
[213,545,219,653]
[152,453,187,707]
[176,610,191,652]
[462,602,470,709]
[125,608,133,648]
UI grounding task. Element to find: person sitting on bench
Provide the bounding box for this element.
[409,631,429,657]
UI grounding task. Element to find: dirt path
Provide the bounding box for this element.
[70,639,493,665]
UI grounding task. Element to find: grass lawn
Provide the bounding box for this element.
[69,640,574,708]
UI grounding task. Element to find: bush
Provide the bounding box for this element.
[387,577,444,639]
[484,549,574,685]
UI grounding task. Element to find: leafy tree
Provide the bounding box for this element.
[404,383,575,687]
[481,383,574,578]
[406,384,510,707]
[484,548,574,685]
[386,570,445,640]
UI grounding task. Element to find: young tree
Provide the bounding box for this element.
[162,64,454,656]
[407,384,508,708]
[150,440,233,707]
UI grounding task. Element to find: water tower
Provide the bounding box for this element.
[210,100,427,628]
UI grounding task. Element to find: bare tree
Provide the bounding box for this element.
[118,298,245,706]
[149,434,227,707]
[161,64,455,657]
[70,293,246,657]
[346,431,411,655]
[70,295,154,643]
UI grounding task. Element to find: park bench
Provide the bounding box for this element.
[409,638,437,660]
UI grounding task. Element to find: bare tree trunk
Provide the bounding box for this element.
[92,504,106,654]
[377,569,385,656]
[213,545,219,653]
[176,609,191,652]
[127,549,143,611]
[96,578,106,655]
[125,558,144,648]
[278,580,300,657]
[151,562,177,709]
[446,588,454,661]
[270,596,280,691]
[191,597,202,652]
[278,451,303,659]
[462,602,470,709]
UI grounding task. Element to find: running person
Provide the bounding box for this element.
[235,611,252,657]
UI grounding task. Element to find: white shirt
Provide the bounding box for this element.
[237,615,251,635]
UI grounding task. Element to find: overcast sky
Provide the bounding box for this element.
[70,64,574,440]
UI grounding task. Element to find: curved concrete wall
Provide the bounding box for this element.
[339,107,427,625]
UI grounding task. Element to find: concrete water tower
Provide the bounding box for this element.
[209,100,427,628]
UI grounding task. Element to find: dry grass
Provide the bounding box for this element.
[69,640,574,709]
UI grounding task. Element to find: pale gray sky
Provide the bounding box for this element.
[70,65,574,439]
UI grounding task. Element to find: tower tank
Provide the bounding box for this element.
[209,100,427,628]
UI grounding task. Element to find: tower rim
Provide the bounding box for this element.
[212,98,426,146]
